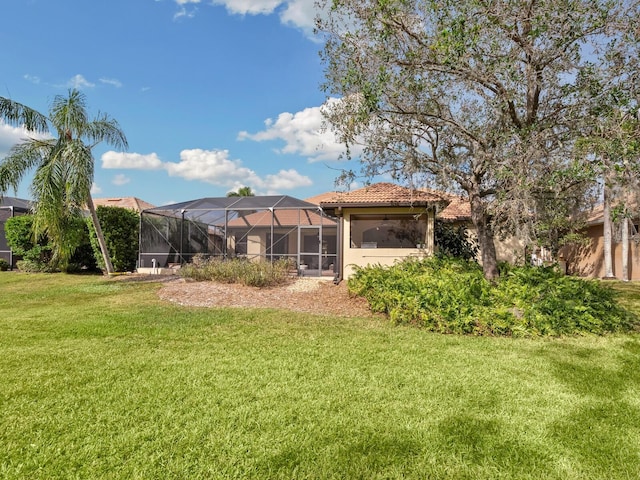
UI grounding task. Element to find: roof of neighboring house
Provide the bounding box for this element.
[437,196,472,222]
[317,182,448,208]
[305,192,341,205]
[93,197,155,212]
[227,208,336,228]
[0,196,32,211]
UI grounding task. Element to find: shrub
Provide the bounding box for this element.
[0,258,9,271]
[348,257,637,336]
[180,255,293,287]
[434,221,479,261]
[5,215,53,271]
[5,214,98,273]
[87,206,139,272]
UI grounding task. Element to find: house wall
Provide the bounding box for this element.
[451,222,526,265]
[341,206,435,279]
[560,224,640,280]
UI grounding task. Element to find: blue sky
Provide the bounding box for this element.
[0,0,359,207]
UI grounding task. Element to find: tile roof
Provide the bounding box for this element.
[93,197,155,212]
[305,192,341,205]
[437,196,471,221]
[318,182,448,207]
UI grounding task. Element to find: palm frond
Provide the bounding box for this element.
[50,89,89,140]
[85,114,128,150]
[0,138,53,193]
[0,97,49,133]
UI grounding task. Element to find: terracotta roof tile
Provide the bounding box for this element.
[93,197,155,212]
[437,196,471,221]
[305,192,340,205]
[227,209,336,227]
[318,182,447,207]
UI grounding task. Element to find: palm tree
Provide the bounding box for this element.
[226,186,255,197]
[0,89,127,274]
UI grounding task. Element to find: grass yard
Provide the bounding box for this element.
[1,273,639,479]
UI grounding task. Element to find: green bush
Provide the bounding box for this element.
[0,258,9,271]
[348,257,638,336]
[5,215,53,271]
[434,220,479,261]
[180,255,293,287]
[87,206,139,272]
[5,214,98,273]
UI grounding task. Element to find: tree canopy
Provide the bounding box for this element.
[227,186,255,197]
[317,0,640,279]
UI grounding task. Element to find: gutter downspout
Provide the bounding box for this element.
[333,208,343,284]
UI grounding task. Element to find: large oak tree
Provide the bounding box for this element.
[317,0,639,280]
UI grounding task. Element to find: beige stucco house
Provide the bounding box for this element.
[560,204,640,280]
[312,183,449,280]
[309,182,527,280]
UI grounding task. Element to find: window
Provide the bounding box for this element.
[350,214,427,249]
[266,233,289,256]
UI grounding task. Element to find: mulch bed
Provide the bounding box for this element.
[116,275,379,318]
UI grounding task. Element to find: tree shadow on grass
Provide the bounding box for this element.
[254,419,559,479]
[543,339,640,478]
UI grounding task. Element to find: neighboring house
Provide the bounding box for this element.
[0,197,32,268]
[560,204,640,280]
[436,195,527,265]
[226,208,337,275]
[93,197,155,212]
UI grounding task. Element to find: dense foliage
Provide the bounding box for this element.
[5,214,97,273]
[5,215,53,272]
[434,220,478,261]
[87,206,139,272]
[180,255,292,287]
[348,257,637,336]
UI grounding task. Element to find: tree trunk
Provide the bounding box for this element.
[469,190,499,281]
[602,187,615,279]
[621,217,629,282]
[87,196,115,275]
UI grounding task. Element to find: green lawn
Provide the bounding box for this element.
[1,273,639,479]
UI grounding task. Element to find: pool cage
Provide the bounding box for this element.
[0,197,32,269]
[139,195,338,277]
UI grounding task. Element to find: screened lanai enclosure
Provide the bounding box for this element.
[0,197,31,268]
[139,195,338,277]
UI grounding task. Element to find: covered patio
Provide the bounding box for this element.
[138,195,338,277]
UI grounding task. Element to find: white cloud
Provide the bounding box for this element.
[174,6,197,19]
[164,149,261,186]
[171,0,317,34]
[263,169,313,190]
[112,174,131,186]
[68,74,95,89]
[279,0,316,31]
[23,74,41,84]
[0,122,29,157]
[91,182,102,195]
[100,148,312,192]
[216,0,282,15]
[238,99,357,162]
[100,78,123,88]
[102,151,164,170]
